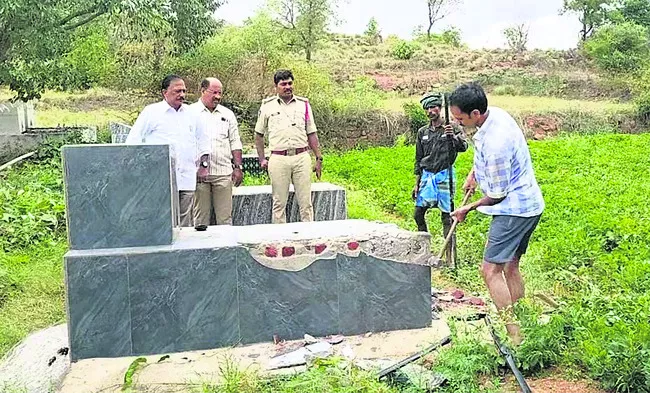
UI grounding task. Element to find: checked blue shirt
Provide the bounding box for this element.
[473,107,545,217]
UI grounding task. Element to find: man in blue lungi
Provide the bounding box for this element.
[413,92,469,261]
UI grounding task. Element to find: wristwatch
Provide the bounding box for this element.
[233,164,242,170]
[200,161,209,168]
[316,156,323,162]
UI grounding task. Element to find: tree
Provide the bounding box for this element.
[615,0,650,28]
[561,0,614,41]
[272,0,339,62]
[426,0,460,38]
[364,17,382,45]
[583,21,650,72]
[0,0,224,101]
[503,23,530,53]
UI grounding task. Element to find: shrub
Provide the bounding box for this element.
[634,90,650,121]
[583,22,650,73]
[492,85,517,96]
[391,40,415,60]
[402,101,428,135]
[440,27,463,47]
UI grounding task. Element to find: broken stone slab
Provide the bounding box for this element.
[232,182,347,226]
[64,220,433,361]
[0,324,69,393]
[268,342,333,370]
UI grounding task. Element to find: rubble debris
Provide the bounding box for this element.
[451,289,465,299]
[467,297,486,306]
[325,335,345,345]
[268,342,333,370]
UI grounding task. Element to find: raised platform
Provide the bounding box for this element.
[232,182,347,225]
[64,220,432,361]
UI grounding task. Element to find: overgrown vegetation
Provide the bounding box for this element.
[324,133,650,392]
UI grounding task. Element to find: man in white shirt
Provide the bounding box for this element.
[125,74,210,227]
[190,78,243,226]
[449,82,544,346]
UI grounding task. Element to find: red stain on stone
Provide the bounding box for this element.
[347,241,360,251]
[282,246,295,257]
[315,244,327,254]
[265,246,278,257]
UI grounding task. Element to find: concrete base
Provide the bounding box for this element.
[64,220,432,361]
[58,321,450,393]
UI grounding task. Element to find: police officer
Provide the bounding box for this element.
[254,69,323,224]
[413,92,468,262]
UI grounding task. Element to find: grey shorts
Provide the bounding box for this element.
[484,214,541,264]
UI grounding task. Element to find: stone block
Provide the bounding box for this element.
[64,220,432,361]
[64,254,131,361]
[62,144,174,250]
[238,253,339,344]
[232,182,347,226]
[109,122,132,144]
[128,248,240,355]
[0,101,34,135]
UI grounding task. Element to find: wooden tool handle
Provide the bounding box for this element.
[437,191,473,259]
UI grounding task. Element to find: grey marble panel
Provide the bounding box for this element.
[364,256,431,332]
[337,254,369,335]
[65,254,131,361]
[238,253,339,344]
[62,144,174,250]
[128,248,239,355]
[232,183,347,226]
[231,191,272,226]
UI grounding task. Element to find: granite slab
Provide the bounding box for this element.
[232,182,347,226]
[62,144,174,250]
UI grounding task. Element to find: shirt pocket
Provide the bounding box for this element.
[293,111,306,131]
[215,117,229,138]
[268,111,283,129]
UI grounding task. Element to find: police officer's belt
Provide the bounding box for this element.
[271,147,310,156]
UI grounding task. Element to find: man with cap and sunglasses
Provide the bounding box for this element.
[413,92,469,262]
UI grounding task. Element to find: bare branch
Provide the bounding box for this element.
[62,9,108,30]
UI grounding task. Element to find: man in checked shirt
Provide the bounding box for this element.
[190,77,243,226]
[448,82,545,346]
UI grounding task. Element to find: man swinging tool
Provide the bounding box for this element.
[412,92,469,264]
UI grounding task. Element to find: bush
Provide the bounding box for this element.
[440,27,463,47]
[402,101,428,135]
[583,22,650,73]
[391,40,415,60]
[634,90,650,121]
[492,85,517,96]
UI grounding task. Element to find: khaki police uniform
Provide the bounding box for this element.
[255,95,317,224]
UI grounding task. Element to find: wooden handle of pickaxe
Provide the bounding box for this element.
[437,190,473,260]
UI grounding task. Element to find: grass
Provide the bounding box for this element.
[0,86,151,128]
[324,133,650,392]
[0,243,66,356]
